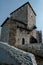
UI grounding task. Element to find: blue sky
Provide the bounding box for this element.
[0,0,43,37]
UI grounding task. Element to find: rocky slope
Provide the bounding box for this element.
[0,42,37,65]
[18,43,43,57]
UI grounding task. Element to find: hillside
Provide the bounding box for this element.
[0,42,37,65]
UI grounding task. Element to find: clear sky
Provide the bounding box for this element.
[0,0,43,37]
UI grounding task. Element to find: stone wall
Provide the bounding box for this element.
[1,19,10,43]
[9,20,17,46]
[36,31,42,43]
[15,28,30,47]
[27,5,36,38]
[28,5,36,28]
[10,4,28,24]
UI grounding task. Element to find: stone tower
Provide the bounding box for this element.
[1,2,37,46]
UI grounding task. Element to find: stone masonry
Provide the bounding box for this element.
[1,18,10,43]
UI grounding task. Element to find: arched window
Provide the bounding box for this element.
[22,38,25,45]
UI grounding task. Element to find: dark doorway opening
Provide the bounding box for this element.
[30,36,37,43]
[22,38,25,45]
